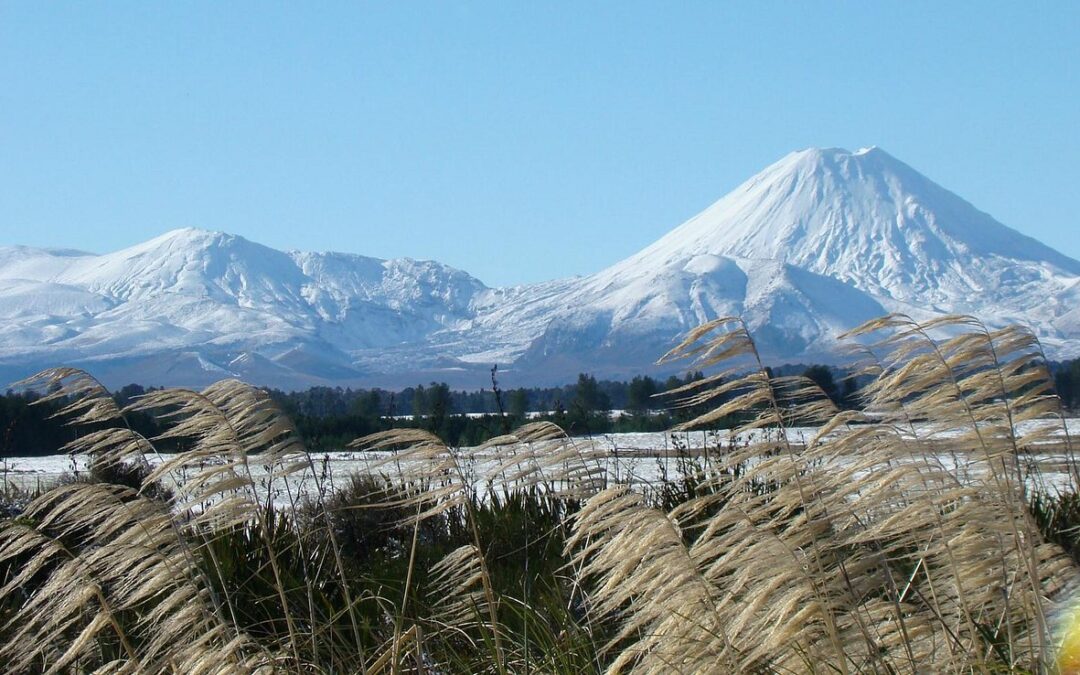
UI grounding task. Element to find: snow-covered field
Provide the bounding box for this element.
[4,420,1079,500]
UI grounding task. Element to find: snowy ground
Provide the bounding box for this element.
[0,428,795,492]
[4,420,1079,502]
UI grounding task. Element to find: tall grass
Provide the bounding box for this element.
[0,314,1077,673]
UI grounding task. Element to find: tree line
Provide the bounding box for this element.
[1054,358,1080,411]
[270,371,713,450]
[5,358,1076,458]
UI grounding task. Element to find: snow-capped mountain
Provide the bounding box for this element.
[0,229,489,388]
[631,147,1080,319]
[1,147,1077,389]
[497,147,1080,380]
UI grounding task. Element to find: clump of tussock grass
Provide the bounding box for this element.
[0,370,601,673]
[561,314,1079,673]
[0,315,1077,673]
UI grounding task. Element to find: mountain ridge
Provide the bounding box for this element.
[1,147,1077,389]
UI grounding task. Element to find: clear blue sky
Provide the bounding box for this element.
[2,2,1077,286]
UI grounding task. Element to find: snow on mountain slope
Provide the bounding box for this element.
[0,147,1077,389]
[292,250,484,349]
[499,256,891,382]
[630,147,1080,310]
[0,228,490,387]
[497,147,1080,381]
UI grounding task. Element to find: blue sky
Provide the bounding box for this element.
[1,3,1077,286]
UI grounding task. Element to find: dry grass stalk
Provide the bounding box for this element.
[565,313,1079,673]
[1,314,1077,673]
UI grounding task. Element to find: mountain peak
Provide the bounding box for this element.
[144,227,230,248]
[618,146,1080,302]
[781,145,898,171]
